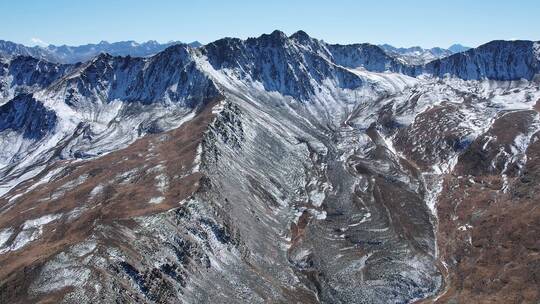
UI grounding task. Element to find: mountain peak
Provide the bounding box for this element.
[448,43,470,53]
[247,30,289,46]
[95,52,113,60]
[269,29,287,39]
[290,30,311,42]
[254,30,287,42]
[188,41,203,48]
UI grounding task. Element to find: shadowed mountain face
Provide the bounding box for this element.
[0,94,57,140]
[0,31,539,304]
[0,55,76,104]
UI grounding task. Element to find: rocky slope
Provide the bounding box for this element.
[0,31,539,303]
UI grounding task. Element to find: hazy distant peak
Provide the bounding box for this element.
[448,43,471,53]
[0,39,200,63]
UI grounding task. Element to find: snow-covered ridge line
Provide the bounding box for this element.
[0,39,202,64]
[1,31,539,200]
[378,43,470,65]
[2,31,538,197]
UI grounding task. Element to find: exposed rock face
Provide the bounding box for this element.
[0,94,57,140]
[47,45,220,107]
[0,55,75,104]
[0,31,539,304]
[201,30,365,100]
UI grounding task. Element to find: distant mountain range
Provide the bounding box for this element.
[0,39,202,63]
[0,38,469,66]
[378,43,471,64]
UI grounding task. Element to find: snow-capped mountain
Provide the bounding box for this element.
[0,39,202,63]
[0,55,76,104]
[379,43,471,65]
[0,40,57,62]
[0,31,539,304]
[200,30,367,100]
[0,43,219,193]
[422,40,540,80]
[327,41,407,72]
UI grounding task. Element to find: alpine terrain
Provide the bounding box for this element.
[0,31,539,303]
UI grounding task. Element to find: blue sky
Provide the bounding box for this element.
[1,0,538,48]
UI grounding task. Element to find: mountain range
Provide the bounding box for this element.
[378,43,470,65]
[0,37,469,66]
[0,39,202,64]
[0,30,539,304]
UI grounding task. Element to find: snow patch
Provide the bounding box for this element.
[24,213,63,229]
[0,228,14,248]
[458,224,473,231]
[148,196,165,204]
[312,210,327,220]
[66,206,88,222]
[30,251,91,294]
[348,212,371,227]
[89,184,104,199]
[155,173,169,193]
[0,214,62,254]
[191,144,203,173]
[25,166,66,194]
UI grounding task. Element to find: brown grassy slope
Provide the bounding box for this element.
[0,98,220,303]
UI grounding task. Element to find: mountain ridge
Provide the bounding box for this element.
[0,39,202,64]
[0,30,539,304]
